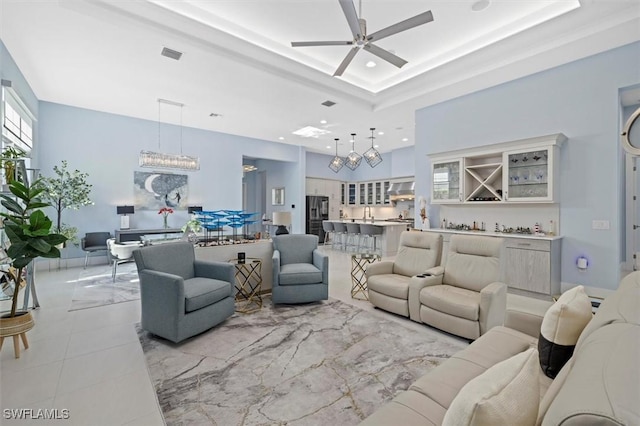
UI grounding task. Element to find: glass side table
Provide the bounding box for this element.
[350,253,381,300]
[228,258,262,313]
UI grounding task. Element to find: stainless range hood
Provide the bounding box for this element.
[387,181,415,202]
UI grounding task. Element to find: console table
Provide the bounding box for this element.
[115,228,182,243]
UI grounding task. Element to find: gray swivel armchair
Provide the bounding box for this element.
[366,231,443,318]
[81,232,112,268]
[133,241,235,343]
[272,234,328,304]
[414,234,506,340]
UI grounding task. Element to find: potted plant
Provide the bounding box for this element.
[39,160,94,246]
[1,146,27,189]
[0,179,67,358]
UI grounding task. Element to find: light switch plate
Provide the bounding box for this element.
[592,220,610,230]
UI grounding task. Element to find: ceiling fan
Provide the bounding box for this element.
[291,0,434,77]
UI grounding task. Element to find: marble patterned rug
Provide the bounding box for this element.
[138,298,468,425]
[69,262,140,311]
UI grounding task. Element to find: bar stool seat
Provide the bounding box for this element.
[332,222,347,250]
[359,223,383,255]
[345,222,361,252]
[322,221,334,245]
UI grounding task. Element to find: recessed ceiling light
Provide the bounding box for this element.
[374,145,379,148]
[366,61,376,68]
[278,136,285,140]
[402,138,409,142]
[471,0,491,12]
[326,145,332,149]
[378,131,384,135]
[320,120,327,124]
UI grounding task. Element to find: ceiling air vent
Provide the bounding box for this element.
[161,47,183,61]
[321,100,336,107]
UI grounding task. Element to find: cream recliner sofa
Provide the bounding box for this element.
[366,231,443,318]
[412,234,506,340]
[360,271,640,426]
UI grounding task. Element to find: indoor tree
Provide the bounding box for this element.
[39,160,94,245]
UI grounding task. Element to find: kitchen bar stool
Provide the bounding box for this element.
[332,222,347,250]
[322,220,334,245]
[345,222,361,252]
[359,223,383,256]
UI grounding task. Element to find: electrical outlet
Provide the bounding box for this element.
[592,220,610,230]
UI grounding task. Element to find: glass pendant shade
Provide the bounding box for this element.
[345,133,362,171]
[328,138,345,173]
[364,127,383,168]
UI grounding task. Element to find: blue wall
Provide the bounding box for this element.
[305,147,415,181]
[416,41,640,290]
[37,102,304,259]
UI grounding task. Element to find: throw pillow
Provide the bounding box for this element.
[538,285,592,378]
[442,348,540,426]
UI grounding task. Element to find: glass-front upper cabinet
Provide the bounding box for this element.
[503,147,556,202]
[341,183,346,205]
[431,159,463,203]
[366,182,374,205]
[374,182,382,204]
[348,183,356,205]
[359,183,366,205]
[383,181,390,204]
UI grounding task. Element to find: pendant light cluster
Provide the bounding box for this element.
[328,128,382,173]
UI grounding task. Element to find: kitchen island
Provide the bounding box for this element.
[331,220,410,257]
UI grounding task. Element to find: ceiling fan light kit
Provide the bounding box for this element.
[291,0,434,76]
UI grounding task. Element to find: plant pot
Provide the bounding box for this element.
[0,311,34,358]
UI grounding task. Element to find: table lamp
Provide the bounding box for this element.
[116,205,134,230]
[272,211,291,235]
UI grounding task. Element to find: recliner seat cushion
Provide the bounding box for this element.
[367,274,410,299]
[279,263,322,285]
[420,285,480,321]
[184,277,232,313]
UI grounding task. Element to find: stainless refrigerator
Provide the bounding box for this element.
[306,195,329,241]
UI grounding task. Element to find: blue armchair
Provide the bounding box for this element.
[272,234,329,304]
[133,242,235,343]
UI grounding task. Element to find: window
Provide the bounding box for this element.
[2,85,34,154]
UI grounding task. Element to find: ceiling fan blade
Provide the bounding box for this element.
[291,41,353,47]
[363,43,407,68]
[339,0,362,39]
[367,10,434,42]
[333,47,359,77]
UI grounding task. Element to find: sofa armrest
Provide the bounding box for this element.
[505,295,552,338]
[479,281,507,335]
[408,274,443,322]
[194,260,235,290]
[424,265,444,276]
[272,249,281,289]
[313,249,329,284]
[366,261,394,277]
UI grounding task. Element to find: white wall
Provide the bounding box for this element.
[415,41,640,291]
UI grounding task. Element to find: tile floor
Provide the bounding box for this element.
[1,246,452,425]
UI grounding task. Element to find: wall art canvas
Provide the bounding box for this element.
[134,171,188,210]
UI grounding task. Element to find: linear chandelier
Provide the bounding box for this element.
[139,99,200,171]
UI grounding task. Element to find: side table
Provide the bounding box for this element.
[350,253,381,300]
[229,258,263,313]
